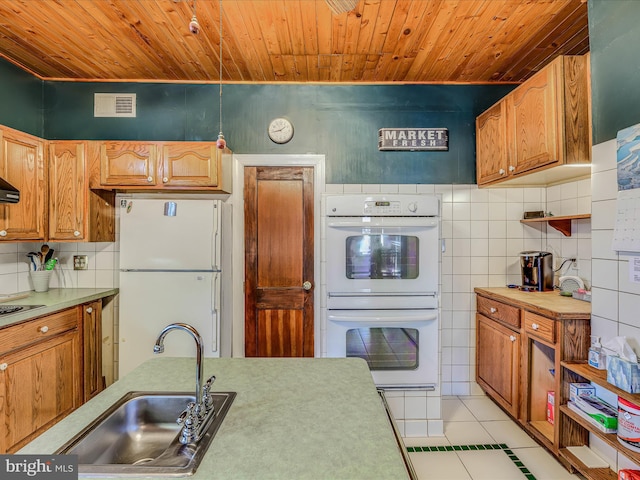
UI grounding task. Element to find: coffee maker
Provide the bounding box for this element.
[519,251,554,291]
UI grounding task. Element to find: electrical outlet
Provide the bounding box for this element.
[73,255,88,270]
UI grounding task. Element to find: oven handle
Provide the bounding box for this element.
[327,311,438,323]
[327,218,438,228]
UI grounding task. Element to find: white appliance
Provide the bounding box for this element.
[325,194,440,389]
[119,198,223,377]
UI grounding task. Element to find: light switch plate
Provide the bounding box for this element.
[74,255,88,270]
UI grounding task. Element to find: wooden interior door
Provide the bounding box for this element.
[244,166,314,357]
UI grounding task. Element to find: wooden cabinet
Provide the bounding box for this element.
[100,141,158,186]
[0,126,46,241]
[82,301,103,402]
[0,308,82,453]
[97,141,231,192]
[476,101,509,185]
[475,288,591,465]
[476,312,521,418]
[476,55,590,187]
[160,142,221,187]
[48,141,115,242]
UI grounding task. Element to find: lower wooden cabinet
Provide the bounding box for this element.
[475,288,591,468]
[0,301,105,453]
[476,313,520,418]
[82,301,103,402]
[0,308,82,453]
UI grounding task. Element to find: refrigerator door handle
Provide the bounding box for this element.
[212,201,221,271]
[212,271,220,352]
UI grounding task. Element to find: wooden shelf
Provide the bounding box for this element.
[560,361,640,478]
[521,214,591,236]
[559,447,617,480]
[561,361,640,404]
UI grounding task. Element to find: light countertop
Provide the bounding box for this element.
[19,357,410,480]
[0,288,118,329]
[474,287,591,319]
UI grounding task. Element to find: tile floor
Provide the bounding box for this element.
[403,395,583,480]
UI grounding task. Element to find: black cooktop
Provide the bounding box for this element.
[0,304,45,315]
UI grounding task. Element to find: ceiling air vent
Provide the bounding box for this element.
[94,93,136,117]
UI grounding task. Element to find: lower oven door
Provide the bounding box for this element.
[326,309,438,389]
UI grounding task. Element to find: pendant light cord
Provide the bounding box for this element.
[219,0,223,135]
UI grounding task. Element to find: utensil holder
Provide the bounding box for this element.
[30,270,52,292]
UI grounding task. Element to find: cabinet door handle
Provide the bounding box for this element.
[0,230,6,237]
[509,335,516,342]
[39,325,49,333]
[490,307,497,313]
[531,323,539,330]
[163,177,168,183]
[0,363,7,371]
[509,165,515,172]
[86,307,93,314]
[499,169,505,175]
[147,176,154,182]
[74,230,81,237]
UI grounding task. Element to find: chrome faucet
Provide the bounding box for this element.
[154,323,216,444]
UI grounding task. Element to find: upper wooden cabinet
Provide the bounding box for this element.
[49,141,115,242]
[100,141,158,187]
[476,101,509,185]
[476,55,591,187]
[160,142,220,187]
[0,126,46,241]
[96,141,231,192]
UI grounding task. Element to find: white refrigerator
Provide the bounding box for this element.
[118,198,224,377]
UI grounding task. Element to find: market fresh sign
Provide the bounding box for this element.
[378,128,449,151]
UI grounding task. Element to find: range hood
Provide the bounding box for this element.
[0,177,19,203]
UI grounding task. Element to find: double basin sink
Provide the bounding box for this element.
[56,391,236,477]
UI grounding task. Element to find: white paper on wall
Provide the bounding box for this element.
[612,123,640,253]
[630,256,640,284]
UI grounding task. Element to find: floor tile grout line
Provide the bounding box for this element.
[406,443,537,480]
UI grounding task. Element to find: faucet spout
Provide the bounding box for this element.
[154,323,205,421]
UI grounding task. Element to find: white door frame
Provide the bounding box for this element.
[231,154,325,357]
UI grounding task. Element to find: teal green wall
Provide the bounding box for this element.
[44,82,512,184]
[0,61,43,137]
[589,0,640,144]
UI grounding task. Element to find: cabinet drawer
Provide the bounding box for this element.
[477,296,520,329]
[524,311,555,343]
[0,308,78,356]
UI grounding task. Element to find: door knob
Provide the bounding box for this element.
[302,281,312,291]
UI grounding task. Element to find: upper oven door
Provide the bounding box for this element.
[326,216,439,296]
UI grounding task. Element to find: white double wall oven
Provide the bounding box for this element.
[325,194,440,389]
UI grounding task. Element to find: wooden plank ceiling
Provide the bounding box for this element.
[0,0,589,84]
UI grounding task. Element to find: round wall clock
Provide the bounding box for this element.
[268,117,294,144]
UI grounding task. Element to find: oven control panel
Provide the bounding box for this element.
[363,200,402,215]
[326,194,439,217]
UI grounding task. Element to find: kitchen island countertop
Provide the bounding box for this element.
[0,288,118,329]
[474,287,591,320]
[19,357,410,479]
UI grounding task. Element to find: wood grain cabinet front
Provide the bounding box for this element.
[48,141,115,242]
[0,308,82,453]
[476,54,590,187]
[100,141,158,187]
[475,288,591,471]
[96,141,231,193]
[0,126,46,241]
[82,301,104,402]
[476,313,521,418]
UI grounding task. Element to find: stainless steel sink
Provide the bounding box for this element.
[56,391,235,477]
